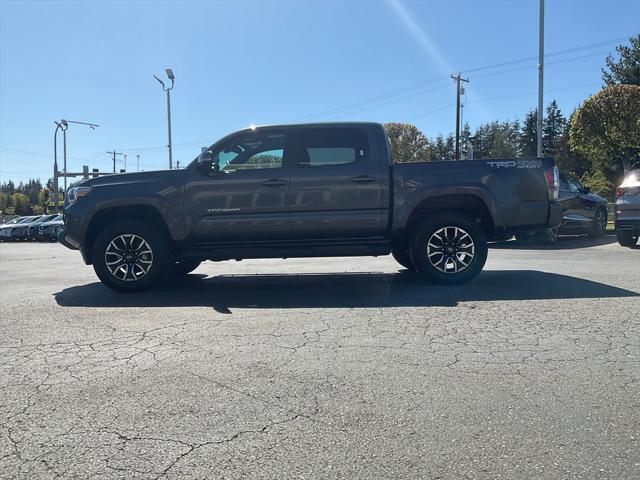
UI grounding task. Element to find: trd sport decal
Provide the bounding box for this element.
[487,160,542,169]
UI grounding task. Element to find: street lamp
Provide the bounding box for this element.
[154,68,175,169]
[52,119,99,213]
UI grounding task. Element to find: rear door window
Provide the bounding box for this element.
[294,128,368,167]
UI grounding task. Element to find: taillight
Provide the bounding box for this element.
[616,187,625,198]
[544,166,559,201]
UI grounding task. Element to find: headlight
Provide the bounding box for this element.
[67,186,93,203]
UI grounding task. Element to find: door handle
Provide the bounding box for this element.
[262,179,287,187]
[351,175,377,184]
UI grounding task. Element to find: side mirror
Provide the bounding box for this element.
[197,150,219,175]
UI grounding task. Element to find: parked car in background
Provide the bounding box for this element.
[26,214,58,240]
[37,214,64,242]
[517,172,608,245]
[0,216,26,241]
[615,165,640,247]
[1,216,40,241]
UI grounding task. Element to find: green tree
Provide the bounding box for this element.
[1,180,16,195]
[11,192,30,215]
[543,100,567,157]
[383,123,431,163]
[569,84,640,175]
[602,34,640,86]
[579,170,615,197]
[520,110,538,157]
[0,192,9,213]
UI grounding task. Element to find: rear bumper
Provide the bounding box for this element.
[547,201,563,229]
[615,220,640,234]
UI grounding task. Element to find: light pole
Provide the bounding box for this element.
[154,68,175,169]
[537,0,544,157]
[53,122,65,214]
[52,119,98,213]
[136,154,140,172]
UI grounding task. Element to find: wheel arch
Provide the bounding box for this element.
[85,205,172,264]
[396,191,498,244]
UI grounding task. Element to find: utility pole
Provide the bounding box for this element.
[106,149,123,173]
[123,154,127,172]
[136,154,140,172]
[176,160,180,169]
[154,68,175,169]
[537,0,545,157]
[451,73,469,160]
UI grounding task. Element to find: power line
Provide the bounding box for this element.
[291,37,623,122]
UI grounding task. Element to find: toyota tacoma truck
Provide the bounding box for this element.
[60,122,562,291]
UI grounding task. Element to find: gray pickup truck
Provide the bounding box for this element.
[60,122,562,291]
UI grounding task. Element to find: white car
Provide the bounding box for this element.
[615,166,640,247]
[0,216,27,241]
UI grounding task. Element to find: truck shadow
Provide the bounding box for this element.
[490,235,617,250]
[54,270,638,312]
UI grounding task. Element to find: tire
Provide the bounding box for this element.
[588,207,607,238]
[391,247,415,270]
[409,213,488,285]
[534,228,558,245]
[617,230,638,248]
[92,219,170,292]
[169,259,202,276]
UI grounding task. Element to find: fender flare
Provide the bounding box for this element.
[393,186,503,232]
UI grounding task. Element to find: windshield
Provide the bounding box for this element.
[3,217,23,225]
[34,215,57,224]
[18,216,38,224]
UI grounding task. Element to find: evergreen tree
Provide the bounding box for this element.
[602,34,640,86]
[543,100,567,156]
[520,110,538,157]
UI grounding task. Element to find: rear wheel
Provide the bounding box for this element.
[409,213,488,285]
[588,207,607,238]
[92,219,170,292]
[169,259,202,276]
[391,247,415,270]
[617,230,638,247]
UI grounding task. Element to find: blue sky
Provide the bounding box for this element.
[1,0,638,184]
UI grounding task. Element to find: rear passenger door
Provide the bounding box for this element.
[288,126,385,239]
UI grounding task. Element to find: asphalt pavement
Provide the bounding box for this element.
[1,236,639,479]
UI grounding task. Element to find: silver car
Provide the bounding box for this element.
[615,166,640,247]
[0,216,26,241]
[37,214,64,241]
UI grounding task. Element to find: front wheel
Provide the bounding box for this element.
[409,213,488,285]
[92,219,170,292]
[617,230,638,248]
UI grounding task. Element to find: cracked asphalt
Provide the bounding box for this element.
[1,236,639,479]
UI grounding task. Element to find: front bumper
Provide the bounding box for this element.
[58,229,79,250]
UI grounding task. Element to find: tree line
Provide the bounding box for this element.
[0,179,62,216]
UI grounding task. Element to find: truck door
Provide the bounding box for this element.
[288,126,385,238]
[184,129,292,242]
